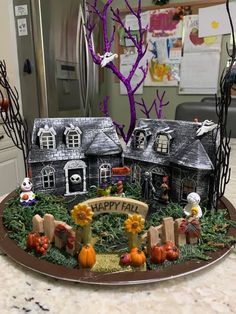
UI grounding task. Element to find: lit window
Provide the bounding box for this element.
[41,166,55,189]
[64,124,82,148]
[181,178,196,200]
[155,134,169,153]
[37,125,56,149]
[99,163,111,184]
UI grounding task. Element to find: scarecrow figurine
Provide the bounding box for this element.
[160,176,170,204]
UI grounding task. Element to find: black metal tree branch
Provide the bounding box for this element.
[0,60,30,176]
[211,0,235,210]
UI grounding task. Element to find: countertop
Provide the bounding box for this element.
[0,139,236,314]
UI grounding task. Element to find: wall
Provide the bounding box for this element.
[0,0,22,109]
[100,0,229,132]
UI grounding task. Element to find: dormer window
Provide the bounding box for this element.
[64,124,82,148]
[155,134,169,154]
[37,125,56,149]
[133,127,152,150]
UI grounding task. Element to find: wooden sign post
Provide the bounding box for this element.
[82,196,149,218]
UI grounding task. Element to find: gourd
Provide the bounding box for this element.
[151,244,166,264]
[130,248,146,267]
[35,235,49,255]
[119,252,132,266]
[166,246,180,261]
[78,244,96,269]
[26,232,39,249]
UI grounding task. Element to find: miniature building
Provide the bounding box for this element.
[29,117,123,196]
[123,119,217,203]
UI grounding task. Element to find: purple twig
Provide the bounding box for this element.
[86,0,149,143]
[136,90,169,119]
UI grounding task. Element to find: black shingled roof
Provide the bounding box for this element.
[29,117,122,163]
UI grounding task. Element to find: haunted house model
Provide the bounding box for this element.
[28,117,122,196]
[123,119,217,204]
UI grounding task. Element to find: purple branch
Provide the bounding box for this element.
[132,60,148,94]
[136,90,169,120]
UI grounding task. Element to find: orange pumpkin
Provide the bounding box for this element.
[78,244,96,269]
[130,249,146,267]
[151,244,166,264]
[166,246,180,261]
[26,232,39,249]
[163,240,175,251]
[35,235,49,255]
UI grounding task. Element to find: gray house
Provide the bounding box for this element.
[123,119,217,203]
[28,117,122,196]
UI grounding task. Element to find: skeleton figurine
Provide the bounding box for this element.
[183,192,202,219]
[20,177,36,205]
[142,171,156,201]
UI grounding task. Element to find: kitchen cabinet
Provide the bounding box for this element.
[0,123,25,195]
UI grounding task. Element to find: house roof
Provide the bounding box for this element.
[123,119,216,170]
[170,139,214,170]
[29,117,122,163]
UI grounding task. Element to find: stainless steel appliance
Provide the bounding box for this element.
[13,0,102,130]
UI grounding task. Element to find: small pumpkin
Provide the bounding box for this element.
[130,249,146,267]
[78,244,96,269]
[26,232,39,249]
[163,240,175,251]
[119,252,132,267]
[35,235,49,255]
[151,244,166,264]
[166,246,180,261]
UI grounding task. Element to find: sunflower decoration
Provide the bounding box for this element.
[124,214,145,234]
[71,204,94,226]
[190,207,199,217]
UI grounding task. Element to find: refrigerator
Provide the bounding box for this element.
[13,0,102,130]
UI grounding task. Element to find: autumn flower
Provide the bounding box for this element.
[124,214,145,234]
[71,204,93,226]
[191,207,199,217]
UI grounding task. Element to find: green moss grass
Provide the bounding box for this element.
[2,192,236,270]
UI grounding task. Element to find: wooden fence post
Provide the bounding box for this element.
[43,214,55,242]
[32,214,44,233]
[162,217,175,244]
[174,218,186,246]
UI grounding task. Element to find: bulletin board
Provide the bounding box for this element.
[114,0,226,94]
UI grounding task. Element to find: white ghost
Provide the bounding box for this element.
[99,52,118,67]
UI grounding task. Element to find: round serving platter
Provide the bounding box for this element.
[0,191,236,286]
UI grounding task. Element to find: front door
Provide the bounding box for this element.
[68,168,84,193]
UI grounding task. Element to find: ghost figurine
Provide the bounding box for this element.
[99,52,118,67]
[20,177,36,205]
[183,192,202,219]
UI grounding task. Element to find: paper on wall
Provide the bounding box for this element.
[119,54,145,95]
[198,2,236,37]
[183,15,222,53]
[179,51,220,94]
[125,11,150,30]
[148,8,183,38]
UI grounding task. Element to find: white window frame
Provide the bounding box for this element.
[99,163,111,184]
[41,166,55,189]
[37,125,56,149]
[64,124,82,148]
